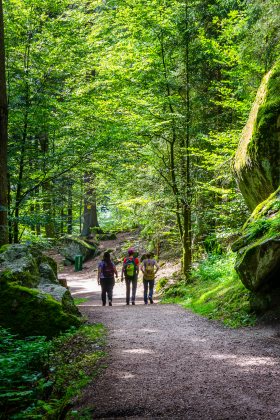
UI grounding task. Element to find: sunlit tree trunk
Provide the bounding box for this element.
[81,172,99,237]
[0,0,8,245]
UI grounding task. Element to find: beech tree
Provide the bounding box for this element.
[0,0,8,245]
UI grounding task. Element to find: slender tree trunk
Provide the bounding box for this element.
[35,187,41,236]
[60,208,64,235]
[159,23,193,278]
[182,1,192,279]
[81,172,99,237]
[13,33,32,242]
[0,0,8,245]
[67,181,73,234]
[43,180,55,238]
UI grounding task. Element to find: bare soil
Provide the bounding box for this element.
[56,234,280,419]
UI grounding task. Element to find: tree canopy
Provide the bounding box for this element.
[0,0,279,275]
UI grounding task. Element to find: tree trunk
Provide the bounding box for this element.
[67,180,73,234]
[182,204,192,280]
[81,172,99,237]
[43,180,55,238]
[0,0,8,245]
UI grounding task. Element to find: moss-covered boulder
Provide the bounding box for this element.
[0,244,40,287]
[0,281,81,338]
[233,63,280,211]
[0,244,82,337]
[96,232,117,241]
[232,188,280,309]
[59,236,98,263]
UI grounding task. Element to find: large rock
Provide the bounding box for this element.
[0,244,40,287]
[233,63,280,211]
[59,236,98,263]
[232,188,280,310]
[0,244,81,337]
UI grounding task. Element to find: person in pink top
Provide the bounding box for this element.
[97,251,118,306]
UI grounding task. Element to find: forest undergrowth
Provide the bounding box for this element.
[159,252,257,328]
[0,324,106,420]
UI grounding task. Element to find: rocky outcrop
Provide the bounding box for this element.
[233,63,280,211]
[232,62,280,311]
[59,236,98,263]
[232,188,280,296]
[0,244,81,337]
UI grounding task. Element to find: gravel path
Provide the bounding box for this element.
[65,283,280,420]
[58,235,280,419]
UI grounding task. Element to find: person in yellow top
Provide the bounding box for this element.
[140,252,159,304]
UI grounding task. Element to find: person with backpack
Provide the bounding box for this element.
[121,248,139,305]
[97,251,118,306]
[141,252,159,304]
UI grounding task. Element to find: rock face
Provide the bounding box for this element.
[232,63,280,311]
[0,244,81,337]
[232,188,280,293]
[59,236,98,263]
[233,63,280,211]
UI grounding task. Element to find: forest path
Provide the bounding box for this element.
[58,234,280,420]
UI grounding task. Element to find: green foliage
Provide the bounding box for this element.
[155,277,168,293]
[0,324,106,419]
[0,328,52,419]
[162,253,256,327]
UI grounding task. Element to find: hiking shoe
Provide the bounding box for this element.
[109,301,112,306]
[144,301,148,305]
[149,297,154,304]
[132,301,135,305]
[102,303,106,306]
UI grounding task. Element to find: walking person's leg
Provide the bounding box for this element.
[148,280,155,304]
[143,280,148,304]
[131,276,137,304]
[108,279,114,306]
[125,277,131,305]
[100,280,106,306]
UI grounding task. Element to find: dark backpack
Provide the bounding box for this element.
[124,257,136,277]
[102,261,115,278]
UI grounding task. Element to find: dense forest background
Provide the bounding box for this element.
[0,0,280,277]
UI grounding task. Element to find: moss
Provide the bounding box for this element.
[0,282,82,338]
[233,63,280,210]
[233,187,280,251]
[39,254,57,277]
[64,236,97,251]
[0,269,39,288]
[0,244,10,254]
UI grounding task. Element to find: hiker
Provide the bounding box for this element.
[121,248,139,305]
[97,251,118,306]
[141,252,159,304]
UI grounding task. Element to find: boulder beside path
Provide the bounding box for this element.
[0,244,81,337]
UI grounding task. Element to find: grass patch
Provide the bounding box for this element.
[73,297,89,305]
[162,253,256,328]
[0,324,106,419]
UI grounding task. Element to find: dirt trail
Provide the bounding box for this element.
[59,234,280,419]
